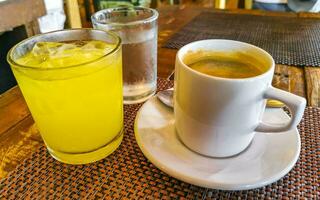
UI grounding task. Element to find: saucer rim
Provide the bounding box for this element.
[134,96,301,190]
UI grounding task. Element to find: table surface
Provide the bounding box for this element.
[0,6,320,179]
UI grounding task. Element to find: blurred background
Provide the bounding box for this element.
[0,0,242,94]
[0,0,319,93]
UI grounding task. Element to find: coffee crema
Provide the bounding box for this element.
[183,50,266,78]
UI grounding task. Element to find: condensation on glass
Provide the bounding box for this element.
[92,7,159,104]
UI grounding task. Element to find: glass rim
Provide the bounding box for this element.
[7,28,122,71]
[91,6,159,27]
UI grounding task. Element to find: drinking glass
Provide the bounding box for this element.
[92,7,158,104]
[7,29,123,164]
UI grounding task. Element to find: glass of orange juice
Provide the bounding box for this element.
[7,29,123,164]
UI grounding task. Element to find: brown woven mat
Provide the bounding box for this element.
[0,78,319,199]
[164,12,320,67]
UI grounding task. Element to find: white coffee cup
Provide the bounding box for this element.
[174,39,306,157]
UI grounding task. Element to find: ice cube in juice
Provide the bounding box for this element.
[12,40,123,164]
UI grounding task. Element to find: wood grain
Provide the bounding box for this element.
[0,87,41,178]
[0,0,46,32]
[288,66,306,98]
[0,86,30,135]
[273,65,307,98]
[0,115,41,178]
[65,0,82,28]
[305,67,320,107]
[273,64,289,91]
[157,6,201,78]
[25,20,41,37]
[298,12,320,19]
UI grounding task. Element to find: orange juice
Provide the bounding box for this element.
[10,40,123,164]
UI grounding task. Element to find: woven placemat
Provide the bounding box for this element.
[0,78,319,199]
[164,12,320,67]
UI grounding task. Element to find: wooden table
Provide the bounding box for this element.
[0,6,319,179]
[157,6,320,107]
[0,0,45,93]
[0,0,45,35]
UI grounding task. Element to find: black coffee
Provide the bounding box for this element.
[184,51,265,78]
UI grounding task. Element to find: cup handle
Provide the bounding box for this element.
[255,86,306,132]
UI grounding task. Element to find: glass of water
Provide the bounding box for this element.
[92,7,158,104]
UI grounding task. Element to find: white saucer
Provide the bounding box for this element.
[134,96,301,190]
